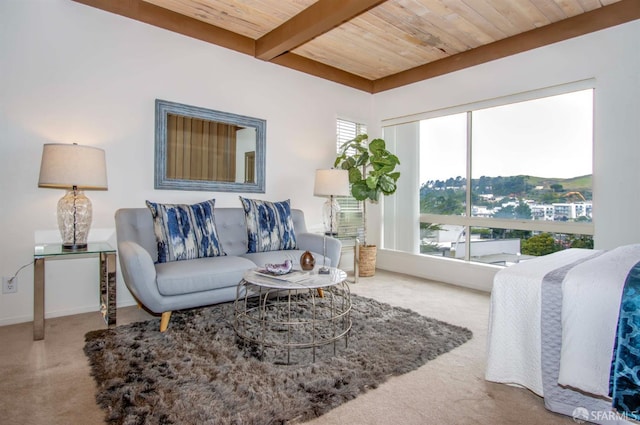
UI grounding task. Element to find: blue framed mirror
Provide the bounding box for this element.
[154,99,266,193]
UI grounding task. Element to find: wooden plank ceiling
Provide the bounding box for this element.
[73,0,639,93]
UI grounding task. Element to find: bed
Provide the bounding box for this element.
[485,244,640,424]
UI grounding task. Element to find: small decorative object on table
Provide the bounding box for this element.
[300,251,315,271]
[264,259,293,275]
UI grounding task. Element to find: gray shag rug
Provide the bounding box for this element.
[84,294,472,425]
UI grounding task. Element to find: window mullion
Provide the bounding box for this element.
[464,111,473,261]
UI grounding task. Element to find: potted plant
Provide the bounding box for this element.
[334,134,400,276]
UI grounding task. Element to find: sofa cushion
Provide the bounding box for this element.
[155,255,255,296]
[146,199,225,263]
[239,197,297,253]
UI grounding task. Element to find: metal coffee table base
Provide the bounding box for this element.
[234,279,351,364]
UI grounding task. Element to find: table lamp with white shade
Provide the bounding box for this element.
[313,169,350,273]
[38,143,108,251]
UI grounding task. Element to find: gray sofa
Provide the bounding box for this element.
[114,207,341,331]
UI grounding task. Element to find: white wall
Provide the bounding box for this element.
[372,19,640,292]
[0,0,372,325]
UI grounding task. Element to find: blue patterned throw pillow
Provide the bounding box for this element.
[146,199,226,263]
[239,197,297,253]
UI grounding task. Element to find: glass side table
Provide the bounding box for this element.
[33,242,117,340]
[336,235,359,284]
[314,232,360,283]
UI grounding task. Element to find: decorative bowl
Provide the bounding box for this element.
[265,259,293,275]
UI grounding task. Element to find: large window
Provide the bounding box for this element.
[384,83,594,266]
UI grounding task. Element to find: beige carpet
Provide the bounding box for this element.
[0,270,573,424]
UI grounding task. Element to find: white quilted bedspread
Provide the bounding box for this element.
[485,248,602,396]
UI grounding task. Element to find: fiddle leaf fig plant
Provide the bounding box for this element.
[334,134,400,246]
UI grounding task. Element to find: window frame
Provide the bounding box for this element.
[383,80,595,262]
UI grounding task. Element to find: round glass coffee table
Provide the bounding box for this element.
[234,267,351,364]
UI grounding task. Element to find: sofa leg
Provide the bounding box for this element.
[160,311,172,332]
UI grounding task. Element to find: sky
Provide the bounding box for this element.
[419,89,593,184]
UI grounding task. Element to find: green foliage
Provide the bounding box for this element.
[567,234,594,249]
[420,243,441,253]
[420,174,592,216]
[515,202,532,219]
[424,175,592,199]
[420,222,443,233]
[491,175,530,196]
[521,233,563,256]
[490,228,531,240]
[540,192,561,204]
[419,223,443,253]
[492,202,532,220]
[550,183,564,192]
[334,134,401,203]
[420,189,465,215]
[526,174,592,192]
[493,204,529,219]
[418,173,593,258]
[471,228,491,237]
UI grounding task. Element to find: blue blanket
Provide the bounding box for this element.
[609,261,640,420]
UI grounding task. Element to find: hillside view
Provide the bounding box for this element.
[420,174,592,216]
[419,174,594,257]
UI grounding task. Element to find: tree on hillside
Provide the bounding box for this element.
[493,202,532,220]
[568,234,594,249]
[515,202,532,219]
[550,183,564,192]
[420,189,465,215]
[491,228,531,240]
[521,233,562,256]
[493,205,516,219]
[475,176,492,194]
[541,192,560,204]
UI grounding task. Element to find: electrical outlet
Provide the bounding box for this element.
[2,276,17,294]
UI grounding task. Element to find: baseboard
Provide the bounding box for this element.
[0,299,139,327]
[0,315,33,327]
[376,249,497,292]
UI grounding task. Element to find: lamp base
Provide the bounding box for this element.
[318,266,330,274]
[322,198,341,235]
[58,189,92,250]
[62,243,88,252]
